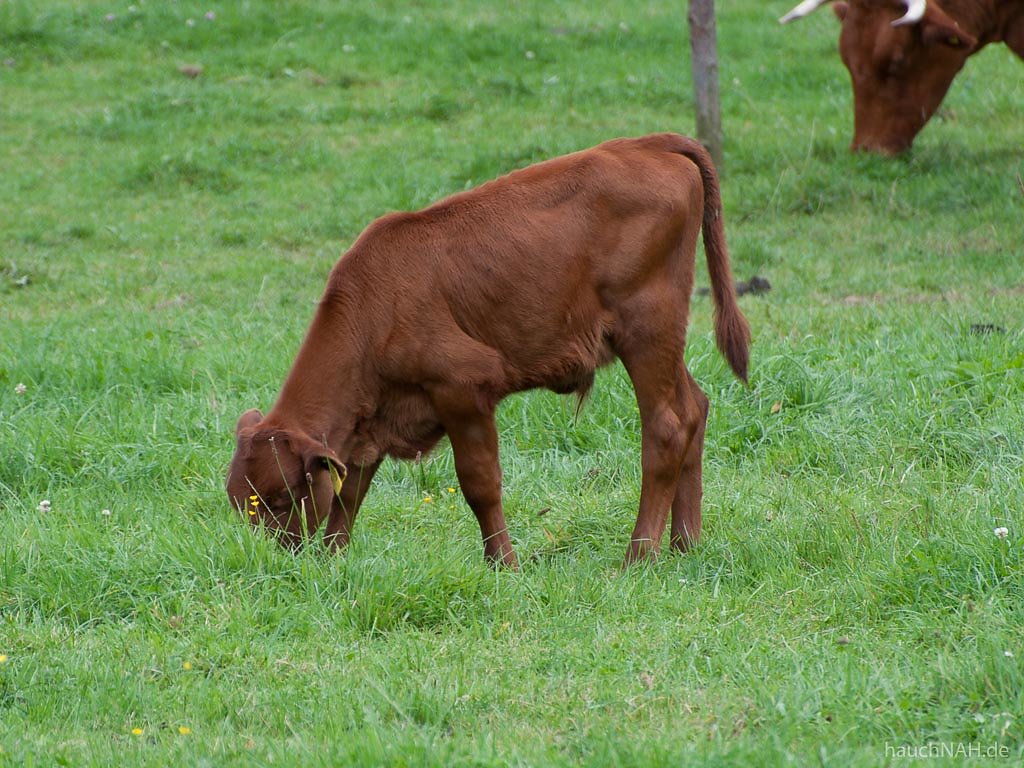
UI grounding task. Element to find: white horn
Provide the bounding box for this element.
[779,0,834,24]
[892,0,926,27]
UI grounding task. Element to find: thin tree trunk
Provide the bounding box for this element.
[688,0,723,170]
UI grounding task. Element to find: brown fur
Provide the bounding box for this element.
[791,0,1024,153]
[226,133,751,567]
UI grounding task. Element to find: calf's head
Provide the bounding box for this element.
[782,0,977,154]
[226,409,348,547]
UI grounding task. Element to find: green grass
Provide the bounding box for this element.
[1,1,1022,764]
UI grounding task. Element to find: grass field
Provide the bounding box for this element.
[1,1,1022,764]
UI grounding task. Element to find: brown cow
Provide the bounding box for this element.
[780,0,1024,154]
[225,133,751,568]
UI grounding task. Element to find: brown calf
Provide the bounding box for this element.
[226,133,751,567]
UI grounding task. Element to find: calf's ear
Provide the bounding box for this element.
[235,409,264,435]
[304,452,348,495]
[832,2,848,22]
[300,449,348,524]
[286,430,348,508]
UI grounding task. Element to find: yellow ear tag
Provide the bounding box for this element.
[328,462,346,496]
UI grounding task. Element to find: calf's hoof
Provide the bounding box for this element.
[669,532,700,554]
[622,538,660,567]
[485,546,520,571]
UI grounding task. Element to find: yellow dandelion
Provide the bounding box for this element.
[423,495,433,504]
[131,727,144,736]
[178,726,192,735]
[182,661,192,670]
[447,487,456,494]
[249,495,258,501]
[0,654,7,664]
[248,508,256,516]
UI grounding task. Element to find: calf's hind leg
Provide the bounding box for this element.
[619,344,698,565]
[670,370,709,552]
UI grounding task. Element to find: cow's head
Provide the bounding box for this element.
[226,409,348,548]
[781,0,977,154]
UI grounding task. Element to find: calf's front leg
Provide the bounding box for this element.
[432,389,518,568]
[324,460,381,552]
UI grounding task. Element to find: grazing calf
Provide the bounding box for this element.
[226,133,751,567]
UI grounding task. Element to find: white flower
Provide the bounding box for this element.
[1005,651,1014,658]
[38,500,51,513]
[524,50,535,60]
[342,44,355,53]
[101,509,112,517]
[185,18,195,27]
[14,383,27,395]
[994,527,1009,540]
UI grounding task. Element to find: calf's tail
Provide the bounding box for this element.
[664,134,752,383]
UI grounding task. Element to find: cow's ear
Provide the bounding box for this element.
[922,20,976,49]
[235,409,263,436]
[832,2,848,22]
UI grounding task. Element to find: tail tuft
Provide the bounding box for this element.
[714,304,751,384]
